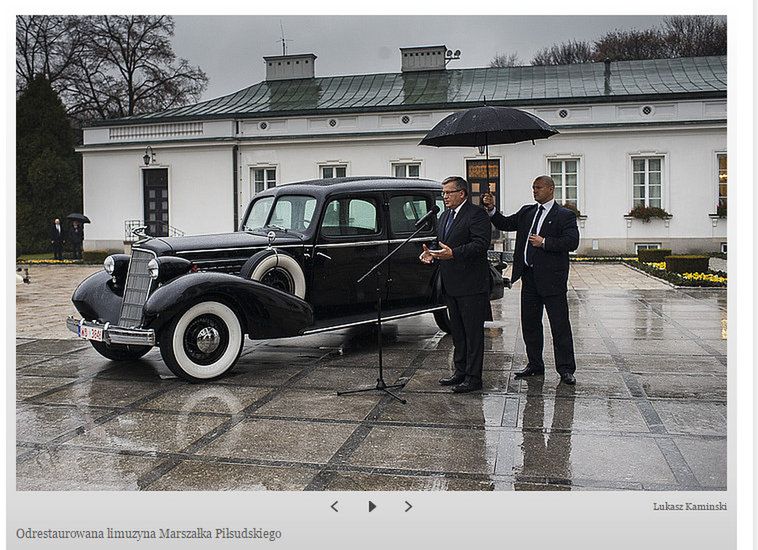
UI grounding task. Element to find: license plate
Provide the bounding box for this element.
[79,325,103,342]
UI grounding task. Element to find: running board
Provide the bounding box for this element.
[302,305,446,335]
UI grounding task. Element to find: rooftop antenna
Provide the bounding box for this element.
[278,20,293,56]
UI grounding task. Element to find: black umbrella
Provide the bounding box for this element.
[419,105,558,197]
[66,213,91,223]
[419,105,558,148]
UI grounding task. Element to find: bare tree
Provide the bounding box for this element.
[16,15,208,123]
[16,16,87,92]
[531,40,594,65]
[593,28,670,61]
[662,15,726,57]
[490,52,522,68]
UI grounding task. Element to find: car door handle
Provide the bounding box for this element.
[316,252,332,261]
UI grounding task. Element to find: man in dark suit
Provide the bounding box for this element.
[49,218,65,260]
[482,176,579,384]
[69,221,84,260]
[420,176,491,393]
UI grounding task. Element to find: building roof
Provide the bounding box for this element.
[99,56,726,126]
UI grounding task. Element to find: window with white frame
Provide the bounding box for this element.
[717,153,727,208]
[548,158,579,208]
[252,167,277,194]
[635,242,662,253]
[392,162,421,178]
[320,164,347,179]
[632,156,663,208]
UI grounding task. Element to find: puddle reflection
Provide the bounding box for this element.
[515,377,576,489]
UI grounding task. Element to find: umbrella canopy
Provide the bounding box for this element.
[66,213,91,223]
[419,106,558,148]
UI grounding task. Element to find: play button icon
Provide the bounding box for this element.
[368,501,377,512]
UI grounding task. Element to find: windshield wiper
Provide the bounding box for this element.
[264,224,287,232]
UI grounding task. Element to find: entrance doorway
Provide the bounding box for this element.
[143,168,169,237]
[466,159,500,206]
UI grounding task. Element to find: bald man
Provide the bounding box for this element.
[482,176,579,385]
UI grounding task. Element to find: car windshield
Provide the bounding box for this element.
[242,195,317,233]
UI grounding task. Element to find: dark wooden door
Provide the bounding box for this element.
[466,159,500,206]
[143,168,169,237]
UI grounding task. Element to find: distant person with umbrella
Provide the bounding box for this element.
[49,218,65,260]
[420,176,491,393]
[66,213,90,260]
[482,176,579,385]
[69,221,83,259]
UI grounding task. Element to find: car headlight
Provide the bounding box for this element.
[147,259,159,280]
[103,255,115,274]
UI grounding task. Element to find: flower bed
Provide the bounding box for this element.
[17,259,80,265]
[625,260,726,287]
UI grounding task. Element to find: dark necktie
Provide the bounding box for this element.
[526,205,544,266]
[443,210,455,240]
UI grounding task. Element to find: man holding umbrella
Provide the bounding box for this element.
[69,221,83,260]
[482,176,579,384]
[420,176,491,393]
[66,213,90,260]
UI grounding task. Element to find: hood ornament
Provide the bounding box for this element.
[132,226,151,242]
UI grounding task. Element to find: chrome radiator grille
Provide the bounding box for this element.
[118,249,155,328]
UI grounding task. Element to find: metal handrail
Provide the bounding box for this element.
[124,219,184,241]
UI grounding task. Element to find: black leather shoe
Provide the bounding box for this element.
[514,366,545,378]
[559,372,576,385]
[439,373,466,386]
[452,380,483,393]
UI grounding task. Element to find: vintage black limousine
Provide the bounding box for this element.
[67,177,507,381]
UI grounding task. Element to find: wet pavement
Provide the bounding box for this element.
[15,264,726,491]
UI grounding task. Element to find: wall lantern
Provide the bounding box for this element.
[143,146,155,166]
[477,145,486,155]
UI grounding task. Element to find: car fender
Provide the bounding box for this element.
[71,270,123,325]
[143,271,314,339]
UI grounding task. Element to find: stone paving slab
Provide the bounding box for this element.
[14,262,727,491]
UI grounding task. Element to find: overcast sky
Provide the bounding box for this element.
[172,15,673,101]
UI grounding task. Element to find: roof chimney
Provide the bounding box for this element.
[400,45,448,72]
[264,53,317,81]
[604,59,612,95]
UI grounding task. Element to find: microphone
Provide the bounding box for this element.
[414,205,441,229]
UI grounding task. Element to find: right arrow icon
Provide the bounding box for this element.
[368,501,377,512]
[404,501,413,512]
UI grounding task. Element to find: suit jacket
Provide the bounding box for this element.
[436,200,492,297]
[69,225,84,244]
[50,224,65,243]
[490,203,579,296]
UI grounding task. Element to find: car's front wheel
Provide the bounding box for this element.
[159,300,244,382]
[90,341,152,361]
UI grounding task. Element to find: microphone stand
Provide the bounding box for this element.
[337,217,436,404]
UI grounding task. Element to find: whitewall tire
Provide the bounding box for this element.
[159,300,243,382]
[240,250,306,299]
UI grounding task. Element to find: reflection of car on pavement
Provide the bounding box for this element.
[67,177,508,382]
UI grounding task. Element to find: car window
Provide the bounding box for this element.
[321,197,379,237]
[389,195,430,233]
[245,195,316,232]
[243,197,274,230]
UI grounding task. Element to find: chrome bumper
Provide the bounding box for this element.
[66,316,156,346]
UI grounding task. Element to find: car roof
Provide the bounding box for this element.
[256,176,442,198]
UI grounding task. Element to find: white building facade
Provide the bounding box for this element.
[78,48,727,255]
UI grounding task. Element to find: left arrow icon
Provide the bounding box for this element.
[331,501,339,512]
